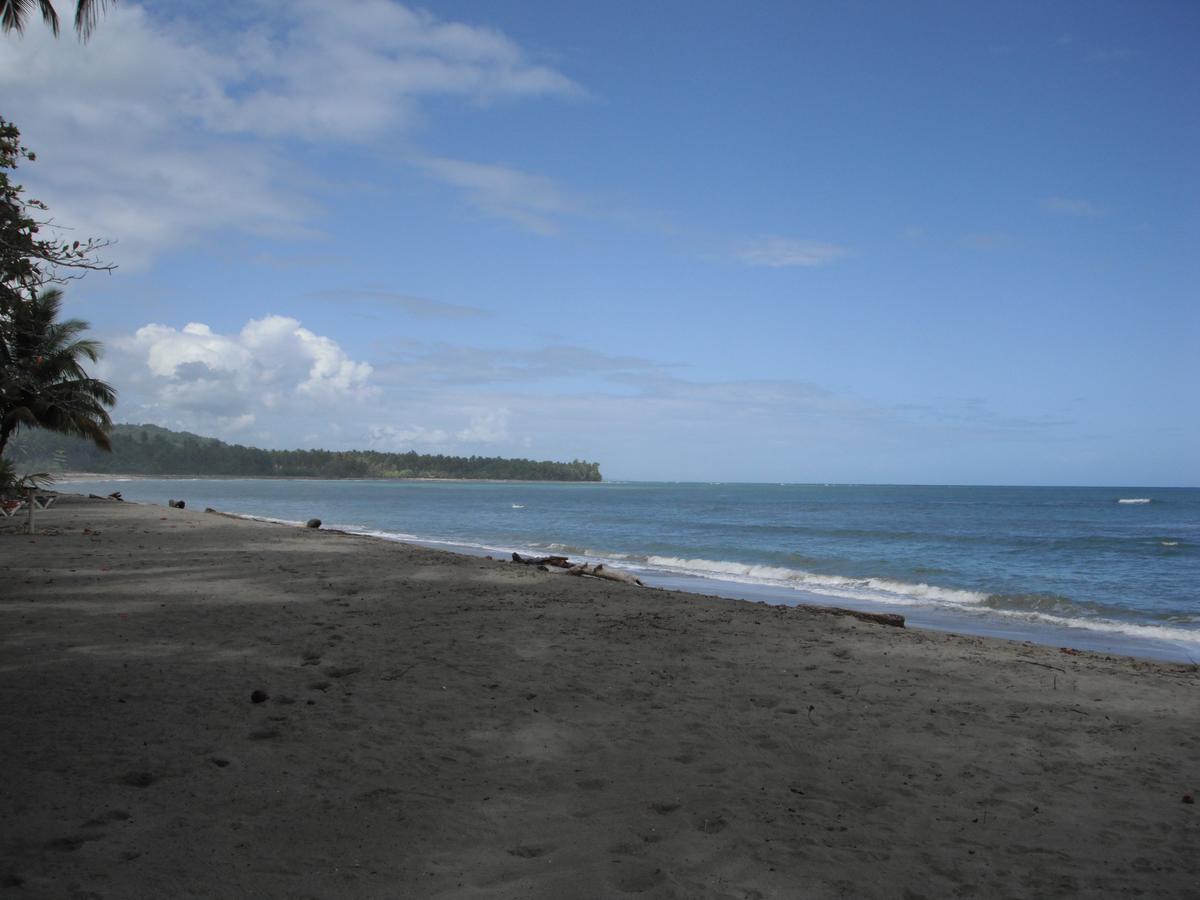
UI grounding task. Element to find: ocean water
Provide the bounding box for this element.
[63,479,1200,662]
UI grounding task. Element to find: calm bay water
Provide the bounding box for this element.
[65,478,1200,662]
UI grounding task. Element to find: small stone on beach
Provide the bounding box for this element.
[250,689,269,703]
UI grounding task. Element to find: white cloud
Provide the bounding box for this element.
[365,408,510,448]
[367,423,452,447]
[373,342,665,386]
[0,2,582,265]
[116,315,374,430]
[456,408,511,443]
[413,157,582,235]
[1040,196,1106,217]
[733,237,850,268]
[107,316,530,451]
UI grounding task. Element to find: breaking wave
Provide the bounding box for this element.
[629,554,1200,651]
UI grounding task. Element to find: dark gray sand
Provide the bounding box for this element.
[2,496,1197,897]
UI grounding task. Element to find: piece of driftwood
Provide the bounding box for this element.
[512,552,571,568]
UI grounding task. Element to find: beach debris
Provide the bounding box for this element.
[1184,794,1194,804]
[250,689,269,704]
[168,499,185,509]
[306,518,322,529]
[512,552,570,567]
[511,551,644,586]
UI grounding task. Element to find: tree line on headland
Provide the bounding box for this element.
[9,423,603,482]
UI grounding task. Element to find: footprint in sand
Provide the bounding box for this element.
[695,814,728,834]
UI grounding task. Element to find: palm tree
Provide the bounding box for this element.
[0,0,112,41]
[0,288,115,459]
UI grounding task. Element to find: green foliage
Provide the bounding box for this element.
[11,423,604,482]
[2,116,112,294]
[0,118,116,462]
[0,456,53,497]
[0,288,116,458]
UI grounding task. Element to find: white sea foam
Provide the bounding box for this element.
[634,554,1200,652]
[640,556,990,607]
[234,512,307,527]
[1117,498,1152,504]
[965,606,1200,650]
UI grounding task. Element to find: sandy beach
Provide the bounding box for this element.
[2,495,1197,898]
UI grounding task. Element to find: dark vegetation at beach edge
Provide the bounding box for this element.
[9,423,602,482]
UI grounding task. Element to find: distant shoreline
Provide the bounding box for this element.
[52,472,605,485]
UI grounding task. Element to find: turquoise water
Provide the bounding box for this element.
[66,478,1200,662]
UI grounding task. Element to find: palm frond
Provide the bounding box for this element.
[74,0,111,40]
[0,0,60,35]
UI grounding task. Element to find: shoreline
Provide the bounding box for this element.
[2,495,1197,896]
[45,482,1200,664]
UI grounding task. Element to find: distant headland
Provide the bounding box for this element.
[9,423,602,482]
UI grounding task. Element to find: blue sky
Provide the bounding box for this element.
[2,1,1196,484]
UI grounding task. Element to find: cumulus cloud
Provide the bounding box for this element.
[105,315,531,451]
[0,2,582,265]
[732,237,850,268]
[114,315,374,434]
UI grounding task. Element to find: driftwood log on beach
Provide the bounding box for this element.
[511,551,644,586]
